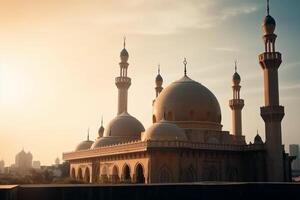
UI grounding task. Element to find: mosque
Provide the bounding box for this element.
[63,1,293,183]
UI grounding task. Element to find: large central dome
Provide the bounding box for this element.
[153,75,222,130]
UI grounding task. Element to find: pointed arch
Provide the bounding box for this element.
[159,165,172,183]
[134,163,145,183]
[122,163,131,183]
[71,168,76,179]
[77,168,83,181]
[111,165,120,183]
[182,165,197,182]
[84,167,91,183]
[100,165,108,183]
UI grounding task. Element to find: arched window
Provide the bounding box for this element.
[77,168,83,181]
[182,165,197,182]
[100,166,108,183]
[84,167,90,183]
[71,168,76,179]
[123,164,131,183]
[111,165,119,184]
[135,163,145,183]
[159,166,172,183]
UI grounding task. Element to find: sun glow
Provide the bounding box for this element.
[0,63,30,106]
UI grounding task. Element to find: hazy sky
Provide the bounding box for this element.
[0,0,299,166]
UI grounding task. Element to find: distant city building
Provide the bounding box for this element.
[290,144,300,170]
[55,157,60,166]
[14,149,33,174]
[63,1,293,183]
[0,160,4,173]
[32,161,41,169]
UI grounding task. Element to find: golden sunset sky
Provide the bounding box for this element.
[0,0,299,165]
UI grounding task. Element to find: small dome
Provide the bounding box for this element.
[156,74,163,86]
[232,72,241,85]
[103,112,145,138]
[120,48,129,62]
[262,15,276,34]
[75,140,93,151]
[142,119,187,141]
[254,134,263,144]
[153,75,222,130]
[91,137,130,148]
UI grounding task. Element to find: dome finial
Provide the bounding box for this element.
[257,129,259,135]
[158,64,160,75]
[234,60,237,73]
[101,116,103,126]
[267,0,270,15]
[123,36,126,49]
[183,58,187,76]
[87,127,90,141]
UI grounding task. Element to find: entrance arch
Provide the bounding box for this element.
[122,164,131,183]
[77,168,83,181]
[84,167,90,183]
[100,165,108,183]
[71,168,76,179]
[111,165,119,183]
[135,163,145,183]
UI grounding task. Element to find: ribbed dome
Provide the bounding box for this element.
[103,112,145,138]
[233,72,241,85]
[142,119,187,141]
[156,74,163,86]
[120,48,129,62]
[75,140,94,151]
[262,15,276,34]
[153,75,222,130]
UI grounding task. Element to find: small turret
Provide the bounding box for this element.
[98,117,105,138]
[155,65,163,97]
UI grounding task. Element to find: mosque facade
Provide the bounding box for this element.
[63,2,293,183]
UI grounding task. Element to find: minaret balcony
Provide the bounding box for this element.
[260,105,284,122]
[259,52,282,69]
[115,77,131,83]
[229,99,244,109]
[115,77,131,88]
[259,52,281,62]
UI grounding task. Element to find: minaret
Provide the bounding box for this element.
[155,64,163,97]
[259,0,285,181]
[229,61,244,138]
[115,37,131,115]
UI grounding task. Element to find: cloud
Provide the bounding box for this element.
[213,47,239,52]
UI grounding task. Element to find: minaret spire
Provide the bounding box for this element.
[234,60,237,72]
[87,128,90,141]
[158,64,160,75]
[123,36,126,48]
[183,58,187,76]
[267,0,270,15]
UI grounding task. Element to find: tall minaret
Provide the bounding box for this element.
[155,65,163,97]
[259,0,285,181]
[229,61,244,137]
[116,37,131,115]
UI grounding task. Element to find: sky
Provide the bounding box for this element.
[0,0,299,166]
